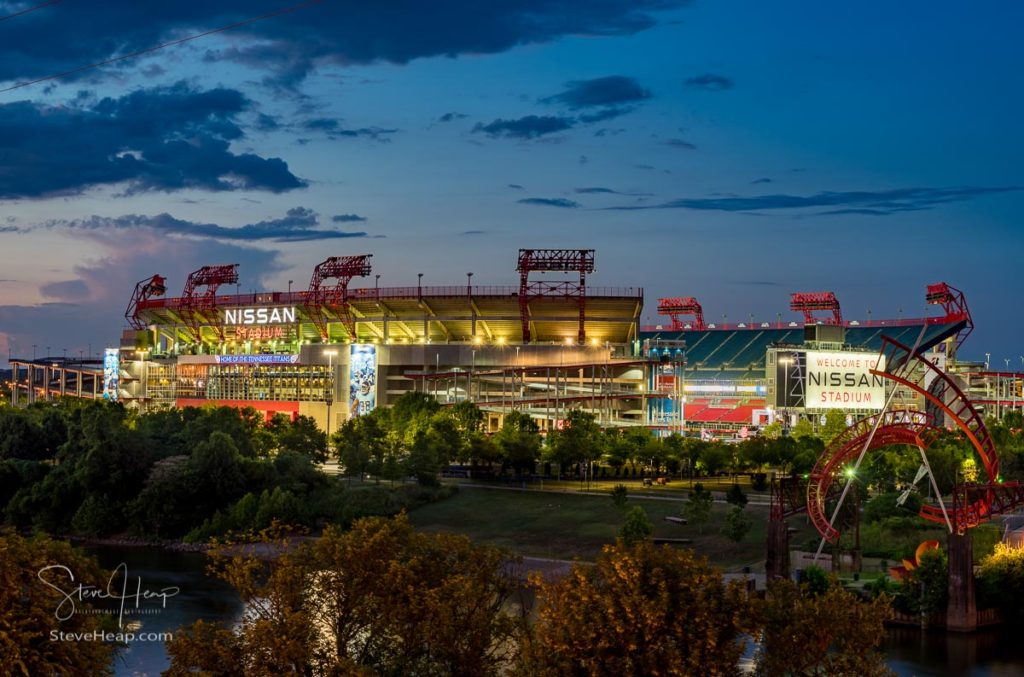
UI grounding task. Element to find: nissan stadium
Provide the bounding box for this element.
[8,248,984,436]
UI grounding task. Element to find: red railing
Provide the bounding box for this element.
[136,285,643,310]
[640,316,950,332]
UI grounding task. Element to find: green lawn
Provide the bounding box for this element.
[406,485,819,569]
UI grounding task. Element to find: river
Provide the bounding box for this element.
[84,544,1023,676]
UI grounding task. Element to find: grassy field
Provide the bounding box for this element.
[406,485,820,570]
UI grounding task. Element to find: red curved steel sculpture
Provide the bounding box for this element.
[807,336,999,542]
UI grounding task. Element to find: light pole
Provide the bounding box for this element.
[375,274,381,298]
[324,349,338,439]
[417,273,423,299]
[288,279,293,296]
[471,348,476,403]
[435,353,440,401]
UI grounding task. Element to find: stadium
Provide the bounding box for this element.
[10,248,1017,435]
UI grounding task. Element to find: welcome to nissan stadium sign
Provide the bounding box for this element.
[805,350,887,410]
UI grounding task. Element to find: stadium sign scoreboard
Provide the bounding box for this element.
[805,350,886,410]
[223,307,298,326]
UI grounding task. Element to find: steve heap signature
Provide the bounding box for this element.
[38,562,181,628]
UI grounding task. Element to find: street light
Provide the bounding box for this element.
[323,349,338,439]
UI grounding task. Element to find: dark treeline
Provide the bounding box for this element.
[3,393,1022,543]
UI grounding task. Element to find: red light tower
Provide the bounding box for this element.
[790,291,842,325]
[124,274,166,330]
[178,264,239,343]
[516,249,595,344]
[926,282,973,348]
[306,255,373,342]
[657,297,705,331]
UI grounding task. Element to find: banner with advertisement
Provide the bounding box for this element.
[804,350,886,410]
[102,349,119,401]
[348,345,377,417]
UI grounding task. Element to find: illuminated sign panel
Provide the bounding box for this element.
[805,350,886,409]
[216,354,300,365]
[223,307,297,325]
[348,345,377,417]
[102,349,119,401]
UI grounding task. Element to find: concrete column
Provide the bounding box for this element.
[947,531,977,632]
[10,363,18,406]
[766,518,791,581]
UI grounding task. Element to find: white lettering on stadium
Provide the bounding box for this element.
[223,307,297,325]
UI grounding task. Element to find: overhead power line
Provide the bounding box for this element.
[0,0,62,24]
[0,0,324,94]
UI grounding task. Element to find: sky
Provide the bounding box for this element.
[0,0,1021,365]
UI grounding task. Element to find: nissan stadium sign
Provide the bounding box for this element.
[223,307,297,325]
[805,350,887,409]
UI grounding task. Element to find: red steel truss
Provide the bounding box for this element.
[657,297,705,331]
[790,291,842,325]
[517,249,595,344]
[807,334,1007,542]
[124,274,166,330]
[178,264,239,342]
[926,281,974,348]
[306,255,373,341]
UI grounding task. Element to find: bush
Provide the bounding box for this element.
[610,484,629,510]
[725,483,748,508]
[977,543,1024,622]
[863,491,922,523]
[619,506,653,546]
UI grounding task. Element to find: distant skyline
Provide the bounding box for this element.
[0,1,1021,363]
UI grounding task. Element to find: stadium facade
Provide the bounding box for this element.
[11,249,1007,436]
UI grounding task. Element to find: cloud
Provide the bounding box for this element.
[685,73,734,91]
[665,138,697,150]
[42,207,371,242]
[577,106,636,123]
[607,186,1021,214]
[0,2,688,88]
[39,279,91,301]
[332,213,367,223]
[0,230,284,361]
[751,177,772,185]
[473,115,574,139]
[575,187,653,197]
[301,118,398,141]
[517,197,581,208]
[438,112,467,122]
[507,184,525,190]
[0,82,305,198]
[460,229,486,235]
[543,75,651,109]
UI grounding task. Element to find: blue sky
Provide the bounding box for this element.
[0,0,1021,363]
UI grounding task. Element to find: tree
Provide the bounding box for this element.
[698,443,730,477]
[166,516,523,676]
[0,530,116,675]
[722,505,752,543]
[450,400,484,433]
[761,421,783,439]
[519,541,754,676]
[619,505,653,546]
[978,542,1024,624]
[274,415,328,463]
[683,482,714,534]
[756,577,893,676]
[610,483,629,510]
[821,409,848,445]
[792,417,815,440]
[494,411,541,477]
[725,483,748,508]
[894,548,948,618]
[545,409,603,478]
